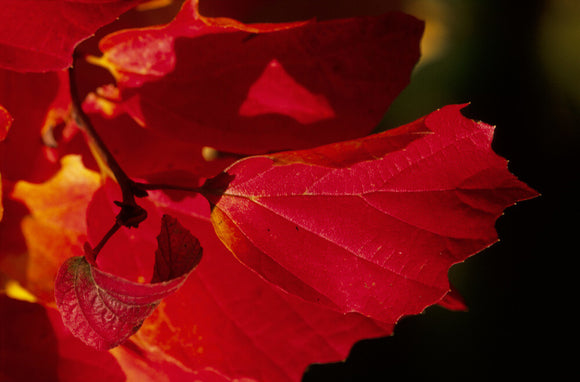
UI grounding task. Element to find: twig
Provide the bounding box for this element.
[68,55,147,228]
[91,222,122,258]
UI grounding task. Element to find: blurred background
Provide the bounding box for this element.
[198,0,578,380]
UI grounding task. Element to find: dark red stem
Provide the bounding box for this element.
[91,222,121,257]
[68,59,147,231]
[68,52,204,257]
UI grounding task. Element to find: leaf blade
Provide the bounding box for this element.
[0,0,142,71]
[205,104,538,323]
[95,0,424,154]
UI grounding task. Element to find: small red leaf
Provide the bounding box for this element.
[54,215,202,350]
[152,214,203,282]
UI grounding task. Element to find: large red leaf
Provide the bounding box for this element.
[110,343,242,382]
[139,222,391,382]
[54,214,202,350]
[0,295,125,381]
[0,0,143,72]
[92,191,393,382]
[203,104,538,323]
[94,0,423,154]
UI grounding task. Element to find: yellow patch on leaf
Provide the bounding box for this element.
[11,155,101,301]
[0,104,12,141]
[4,279,37,303]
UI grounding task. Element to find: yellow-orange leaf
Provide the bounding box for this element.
[11,155,100,301]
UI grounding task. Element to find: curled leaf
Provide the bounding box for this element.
[55,215,202,350]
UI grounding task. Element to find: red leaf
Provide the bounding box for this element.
[0,103,12,141]
[0,69,90,184]
[0,103,7,219]
[94,0,423,153]
[127,203,392,382]
[86,180,167,282]
[151,213,202,282]
[204,104,538,323]
[54,215,202,350]
[1,69,63,183]
[0,295,125,382]
[1,69,93,297]
[7,155,100,302]
[82,107,235,182]
[0,0,142,72]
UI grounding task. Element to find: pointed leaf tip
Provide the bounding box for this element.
[55,215,202,350]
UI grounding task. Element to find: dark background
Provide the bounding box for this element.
[199,0,578,380]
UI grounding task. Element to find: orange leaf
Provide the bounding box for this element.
[10,155,100,301]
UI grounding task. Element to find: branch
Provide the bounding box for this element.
[68,55,147,228]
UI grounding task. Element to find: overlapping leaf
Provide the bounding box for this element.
[86,189,391,382]
[55,214,202,350]
[93,0,423,154]
[0,0,143,71]
[0,295,125,382]
[203,104,538,323]
[0,70,90,299]
[0,69,71,183]
[82,101,236,183]
[8,155,100,301]
[0,1,538,381]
